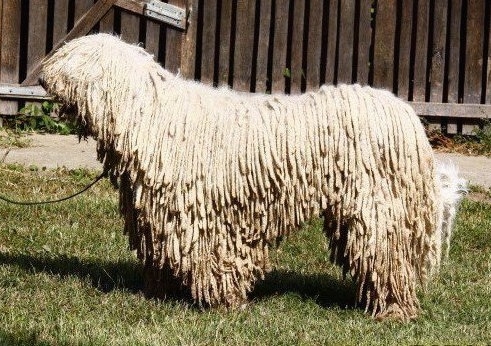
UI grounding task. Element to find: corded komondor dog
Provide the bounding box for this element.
[40,34,466,320]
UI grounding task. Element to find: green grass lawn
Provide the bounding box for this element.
[0,164,490,345]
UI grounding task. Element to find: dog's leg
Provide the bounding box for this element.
[324,202,420,321]
[143,261,189,300]
[139,220,190,300]
[355,203,419,321]
[187,229,269,309]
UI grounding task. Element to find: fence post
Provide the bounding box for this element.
[180,0,199,79]
[0,0,22,117]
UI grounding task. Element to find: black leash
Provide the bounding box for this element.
[0,170,107,206]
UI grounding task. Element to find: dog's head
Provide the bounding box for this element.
[40,34,168,138]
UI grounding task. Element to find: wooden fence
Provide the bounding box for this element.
[1,0,490,134]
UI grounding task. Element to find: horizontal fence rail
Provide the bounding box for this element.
[1,0,490,134]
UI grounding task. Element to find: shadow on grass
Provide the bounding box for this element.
[0,329,52,346]
[0,252,356,310]
[253,269,357,310]
[0,252,144,294]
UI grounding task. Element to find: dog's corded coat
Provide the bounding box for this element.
[41,34,464,320]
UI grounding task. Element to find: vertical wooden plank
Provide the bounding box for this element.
[0,0,3,121]
[0,1,3,68]
[99,8,115,33]
[289,0,305,94]
[145,20,162,62]
[271,0,290,93]
[165,0,186,74]
[337,0,355,84]
[426,1,448,131]
[120,11,140,43]
[25,0,48,110]
[217,0,232,86]
[74,0,94,23]
[412,0,429,101]
[397,0,413,99]
[461,119,479,135]
[180,0,199,79]
[447,0,459,139]
[426,0,447,132]
[200,0,217,85]
[254,0,272,92]
[0,1,21,115]
[446,123,458,134]
[26,0,49,77]
[305,0,323,90]
[487,7,491,104]
[463,0,485,104]
[372,0,396,89]
[324,0,338,85]
[52,1,69,44]
[248,1,260,92]
[356,0,373,85]
[446,0,462,103]
[463,0,486,135]
[429,0,448,102]
[233,0,256,91]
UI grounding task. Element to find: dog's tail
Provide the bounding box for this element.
[435,161,467,266]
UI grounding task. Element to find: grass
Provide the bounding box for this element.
[0,165,490,345]
[0,129,31,149]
